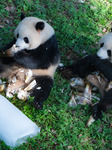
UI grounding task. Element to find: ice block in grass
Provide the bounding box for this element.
[0,94,40,147]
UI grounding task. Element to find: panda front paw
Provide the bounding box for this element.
[92,103,103,120]
[58,65,77,79]
[34,100,43,110]
[58,65,66,71]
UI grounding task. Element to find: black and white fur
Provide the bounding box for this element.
[59,30,112,120]
[97,31,112,61]
[0,13,60,109]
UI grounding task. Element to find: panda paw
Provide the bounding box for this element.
[58,65,66,71]
[34,100,43,110]
[92,103,103,120]
[58,66,77,79]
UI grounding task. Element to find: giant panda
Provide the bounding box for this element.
[97,30,112,61]
[0,13,60,109]
[59,30,112,120]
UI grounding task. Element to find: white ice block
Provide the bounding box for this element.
[0,94,40,147]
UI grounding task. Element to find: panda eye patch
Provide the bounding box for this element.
[24,37,29,43]
[107,50,111,57]
[17,33,19,38]
[100,43,104,48]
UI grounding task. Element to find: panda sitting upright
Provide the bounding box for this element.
[0,13,60,109]
[59,30,112,120]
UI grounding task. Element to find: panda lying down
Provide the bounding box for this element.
[59,30,112,121]
[0,13,60,109]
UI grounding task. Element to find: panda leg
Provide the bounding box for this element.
[0,57,15,79]
[59,54,112,80]
[92,88,112,120]
[58,55,97,79]
[30,76,53,110]
[93,56,112,81]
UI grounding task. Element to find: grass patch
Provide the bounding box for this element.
[0,0,112,149]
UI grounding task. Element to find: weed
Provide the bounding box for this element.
[0,0,112,149]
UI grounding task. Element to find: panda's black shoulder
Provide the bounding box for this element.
[40,34,58,52]
[29,34,59,64]
[13,34,60,69]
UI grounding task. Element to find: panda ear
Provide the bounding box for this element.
[35,22,45,30]
[20,12,25,21]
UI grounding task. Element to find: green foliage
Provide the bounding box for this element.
[0,0,112,149]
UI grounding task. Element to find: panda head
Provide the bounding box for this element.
[97,31,112,61]
[14,13,54,50]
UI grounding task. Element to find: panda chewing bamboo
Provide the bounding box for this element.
[0,13,60,109]
[59,30,112,123]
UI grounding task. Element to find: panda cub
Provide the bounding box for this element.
[1,13,60,109]
[97,30,112,61]
[59,30,112,120]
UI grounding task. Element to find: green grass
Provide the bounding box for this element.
[0,0,112,149]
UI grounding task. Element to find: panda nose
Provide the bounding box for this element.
[15,45,20,48]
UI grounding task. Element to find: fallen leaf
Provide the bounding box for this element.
[68,146,73,149]
[51,129,56,133]
[87,115,95,127]
[68,94,77,107]
[5,19,10,24]
[98,125,103,133]
[82,137,89,143]
[0,25,4,28]
[78,134,82,138]
[82,50,87,54]
[102,139,105,143]
[78,0,85,3]
[48,109,51,112]
[90,6,97,10]
[5,6,15,12]
[102,28,106,33]
[5,6,10,11]
[97,33,102,37]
